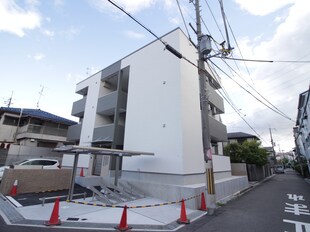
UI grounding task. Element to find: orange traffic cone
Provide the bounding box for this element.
[177,199,190,224]
[199,192,208,211]
[44,197,61,226]
[80,167,84,177]
[10,180,18,196]
[115,205,132,231]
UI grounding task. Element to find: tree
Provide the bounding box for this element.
[281,157,289,166]
[224,140,268,166]
[224,142,243,163]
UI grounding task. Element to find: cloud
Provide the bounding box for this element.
[53,0,65,7]
[274,16,284,23]
[66,72,86,84]
[235,0,295,16]
[90,0,155,14]
[33,53,45,61]
[27,52,45,61]
[124,30,145,39]
[222,0,310,151]
[41,29,54,38]
[60,27,80,40]
[0,0,41,37]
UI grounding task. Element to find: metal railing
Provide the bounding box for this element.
[39,192,86,206]
[18,124,68,137]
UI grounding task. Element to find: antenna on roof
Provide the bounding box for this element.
[36,85,46,109]
[4,91,14,107]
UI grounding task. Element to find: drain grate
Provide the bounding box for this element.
[67,217,79,221]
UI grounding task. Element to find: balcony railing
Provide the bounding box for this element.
[209,116,227,142]
[18,124,68,137]
[72,97,86,117]
[97,91,127,115]
[67,124,82,141]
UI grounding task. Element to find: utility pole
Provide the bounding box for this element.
[193,0,216,214]
[269,128,277,170]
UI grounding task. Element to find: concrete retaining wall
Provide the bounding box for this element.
[215,176,249,203]
[0,148,8,166]
[76,174,249,210]
[0,169,72,195]
[231,163,248,176]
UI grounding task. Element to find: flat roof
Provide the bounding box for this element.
[53,145,154,157]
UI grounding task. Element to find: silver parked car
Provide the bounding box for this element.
[0,158,60,181]
[275,165,285,174]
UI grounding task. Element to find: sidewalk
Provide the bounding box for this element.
[0,175,279,231]
[0,194,207,231]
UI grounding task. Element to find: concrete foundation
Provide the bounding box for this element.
[215,175,249,203]
[75,173,249,210]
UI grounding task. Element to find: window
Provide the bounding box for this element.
[59,124,68,129]
[29,160,42,165]
[40,160,56,166]
[30,118,43,125]
[3,116,19,126]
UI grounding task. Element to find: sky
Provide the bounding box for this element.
[0,0,309,152]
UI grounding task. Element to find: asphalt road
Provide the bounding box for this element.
[0,169,309,232]
[178,169,310,232]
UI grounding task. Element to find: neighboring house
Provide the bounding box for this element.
[0,107,77,165]
[225,132,275,164]
[225,132,273,180]
[263,146,276,166]
[294,88,310,172]
[224,132,259,146]
[67,28,248,204]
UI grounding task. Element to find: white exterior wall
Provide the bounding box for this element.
[76,72,102,146]
[179,32,205,174]
[74,72,103,174]
[122,29,205,175]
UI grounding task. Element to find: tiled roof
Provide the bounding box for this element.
[0,107,77,126]
[227,132,259,140]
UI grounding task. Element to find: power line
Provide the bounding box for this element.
[205,1,248,79]
[107,0,295,124]
[209,59,294,122]
[252,52,310,83]
[218,0,231,51]
[216,56,310,63]
[205,59,264,140]
[198,6,243,81]
[206,62,267,142]
[203,0,224,40]
[223,11,251,77]
[218,57,293,121]
[176,0,191,40]
[107,0,165,45]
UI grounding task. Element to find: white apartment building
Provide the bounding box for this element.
[67,28,248,205]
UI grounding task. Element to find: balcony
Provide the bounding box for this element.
[16,124,69,142]
[209,116,227,142]
[93,124,125,145]
[71,97,86,117]
[67,123,82,141]
[97,91,127,116]
[207,82,224,114]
